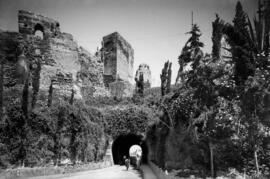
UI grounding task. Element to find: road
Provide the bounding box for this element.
[60,165,143,179]
[27,165,157,179]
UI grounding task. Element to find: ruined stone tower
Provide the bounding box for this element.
[1,10,136,100]
[135,63,151,89]
[102,32,134,87]
[0,10,109,100]
[18,10,61,38]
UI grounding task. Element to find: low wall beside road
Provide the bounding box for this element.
[148,161,182,179]
[1,160,113,179]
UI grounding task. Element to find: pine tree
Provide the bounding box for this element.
[176,24,204,84]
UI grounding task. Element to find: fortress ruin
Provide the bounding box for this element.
[0,10,134,99]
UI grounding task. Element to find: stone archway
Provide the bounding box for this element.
[111,134,148,165]
[34,23,44,39]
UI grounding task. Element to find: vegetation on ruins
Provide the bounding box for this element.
[1,1,270,179]
[0,91,107,167]
[103,104,156,139]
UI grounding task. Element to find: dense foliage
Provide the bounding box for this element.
[103,104,156,139]
[1,2,270,179]
[147,1,270,178]
[0,88,108,168]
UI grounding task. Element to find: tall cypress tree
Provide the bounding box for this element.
[233,1,249,35]
[232,1,254,86]
[160,61,172,96]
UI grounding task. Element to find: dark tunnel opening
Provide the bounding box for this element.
[112,134,148,165]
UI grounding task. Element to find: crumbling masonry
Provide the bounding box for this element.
[0,10,134,99]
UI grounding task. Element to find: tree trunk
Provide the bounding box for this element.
[254,148,260,174]
[0,56,3,119]
[47,80,53,107]
[69,89,74,105]
[22,73,29,120]
[209,142,214,179]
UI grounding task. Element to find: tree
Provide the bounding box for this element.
[0,55,4,119]
[31,55,41,109]
[69,89,75,105]
[176,24,204,84]
[231,1,255,86]
[212,14,226,60]
[166,64,172,94]
[135,73,144,96]
[48,80,53,107]
[18,39,37,117]
[214,1,270,175]
[246,3,269,70]
[160,61,172,96]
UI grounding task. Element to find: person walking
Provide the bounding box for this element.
[124,157,130,171]
[123,156,126,165]
[136,154,141,169]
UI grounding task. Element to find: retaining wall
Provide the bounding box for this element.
[148,161,204,179]
[0,161,112,179]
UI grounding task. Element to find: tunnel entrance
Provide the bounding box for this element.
[112,134,148,165]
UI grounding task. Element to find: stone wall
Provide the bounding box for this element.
[148,161,182,179]
[1,161,112,179]
[220,35,231,61]
[103,33,117,84]
[109,80,134,99]
[116,33,134,82]
[18,10,60,38]
[1,10,135,101]
[102,32,134,87]
[78,47,109,97]
[0,32,21,87]
[42,32,81,98]
[1,10,109,101]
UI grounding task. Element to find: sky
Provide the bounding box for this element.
[0,0,257,86]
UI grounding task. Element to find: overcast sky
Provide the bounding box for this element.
[0,0,257,86]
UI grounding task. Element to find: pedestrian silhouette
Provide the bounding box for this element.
[124,157,130,170]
